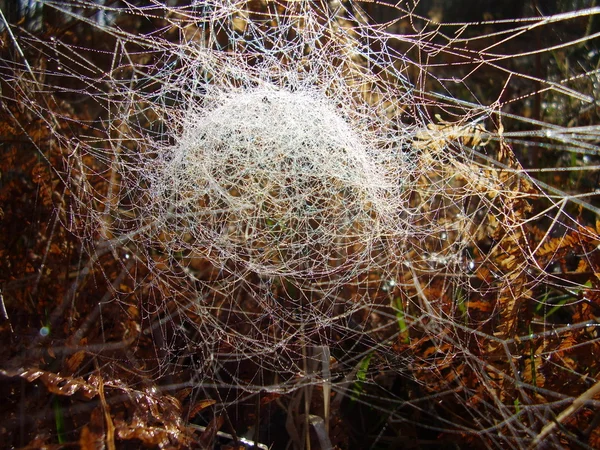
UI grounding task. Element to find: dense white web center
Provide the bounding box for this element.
[153,87,392,277]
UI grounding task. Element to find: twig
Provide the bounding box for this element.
[530,379,600,448]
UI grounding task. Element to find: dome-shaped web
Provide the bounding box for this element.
[151,87,395,278]
[1,1,600,449]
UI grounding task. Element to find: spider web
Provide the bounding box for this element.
[2,1,600,449]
